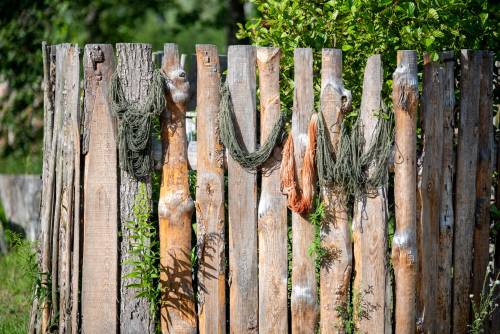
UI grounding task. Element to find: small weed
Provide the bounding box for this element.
[469,265,500,334]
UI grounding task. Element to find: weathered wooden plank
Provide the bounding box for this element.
[227,45,258,333]
[436,50,455,334]
[472,51,494,310]
[115,43,156,334]
[453,50,482,334]
[417,53,445,333]
[391,50,418,334]
[159,43,196,334]
[195,44,226,334]
[352,54,389,334]
[319,49,352,333]
[81,44,117,334]
[256,47,288,333]
[291,47,318,333]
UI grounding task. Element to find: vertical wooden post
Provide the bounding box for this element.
[453,50,482,334]
[81,44,118,334]
[115,43,156,334]
[417,53,445,333]
[291,48,318,333]
[227,45,259,333]
[195,44,226,334]
[472,51,494,306]
[352,54,389,333]
[257,47,288,333]
[437,51,455,334]
[319,49,352,333]
[391,50,418,334]
[159,43,196,334]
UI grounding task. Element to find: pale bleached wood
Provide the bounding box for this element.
[453,50,482,334]
[257,47,288,334]
[391,50,418,334]
[159,43,196,334]
[81,44,118,334]
[352,54,389,334]
[472,51,494,310]
[227,45,258,333]
[116,43,156,334]
[319,49,352,334]
[437,50,455,334]
[195,44,226,334]
[291,47,318,333]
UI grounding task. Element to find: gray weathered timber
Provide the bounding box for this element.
[116,43,156,334]
[437,51,455,334]
[319,49,352,334]
[417,53,445,333]
[227,45,258,333]
[81,44,118,334]
[453,50,482,334]
[257,47,288,334]
[472,51,494,311]
[352,54,390,334]
[195,44,226,334]
[391,50,418,334]
[291,48,318,333]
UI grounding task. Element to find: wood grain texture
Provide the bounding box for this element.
[115,43,156,334]
[195,44,226,334]
[81,44,118,334]
[291,48,318,333]
[472,51,494,309]
[437,51,455,334]
[453,50,482,334]
[257,47,288,334]
[227,45,258,333]
[319,49,352,334]
[352,54,389,334]
[159,43,196,334]
[391,50,418,334]
[417,53,445,333]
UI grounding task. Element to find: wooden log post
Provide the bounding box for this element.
[352,54,390,333]
[159,43,196,334]
[453,50,482,334]
[417,53,445,333]
[472,51,494,306]
[227,45,259,333]
[256,47,288,333]
[195,44,226,334]
[115,43,156,334]
[81,44,118,334]
[436,51,456,334]
[319,49,352,333]
[291,48,318,333]
[391,50,418,334]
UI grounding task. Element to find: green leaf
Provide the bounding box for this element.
[428,8,439,20]
[424,36,435,47]
[342,44,353,51]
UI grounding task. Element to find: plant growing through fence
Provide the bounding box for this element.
[469,265,500,333]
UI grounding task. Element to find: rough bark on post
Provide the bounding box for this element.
[391,50,418,334]
[195,44,226,334]
[436,51,455,334]
[257,47,288,333]
[352,54,389,334]
[291,48,318,333]
[227,45,258,333]
[319,49,352,334]
[81,44,118,334]
[417,53,445,333]
[472,51,494,307]
[116,43,156,334]
[453,50,482,334]
[159,43,196,334]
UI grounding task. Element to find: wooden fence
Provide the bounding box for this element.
[32,42,497,334]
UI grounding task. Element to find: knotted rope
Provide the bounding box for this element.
[110,69,166,179]
[219,81,286,170]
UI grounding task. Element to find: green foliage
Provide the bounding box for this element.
[124,182,160,317]
[307,197,326,287]
[469,266,500,334]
